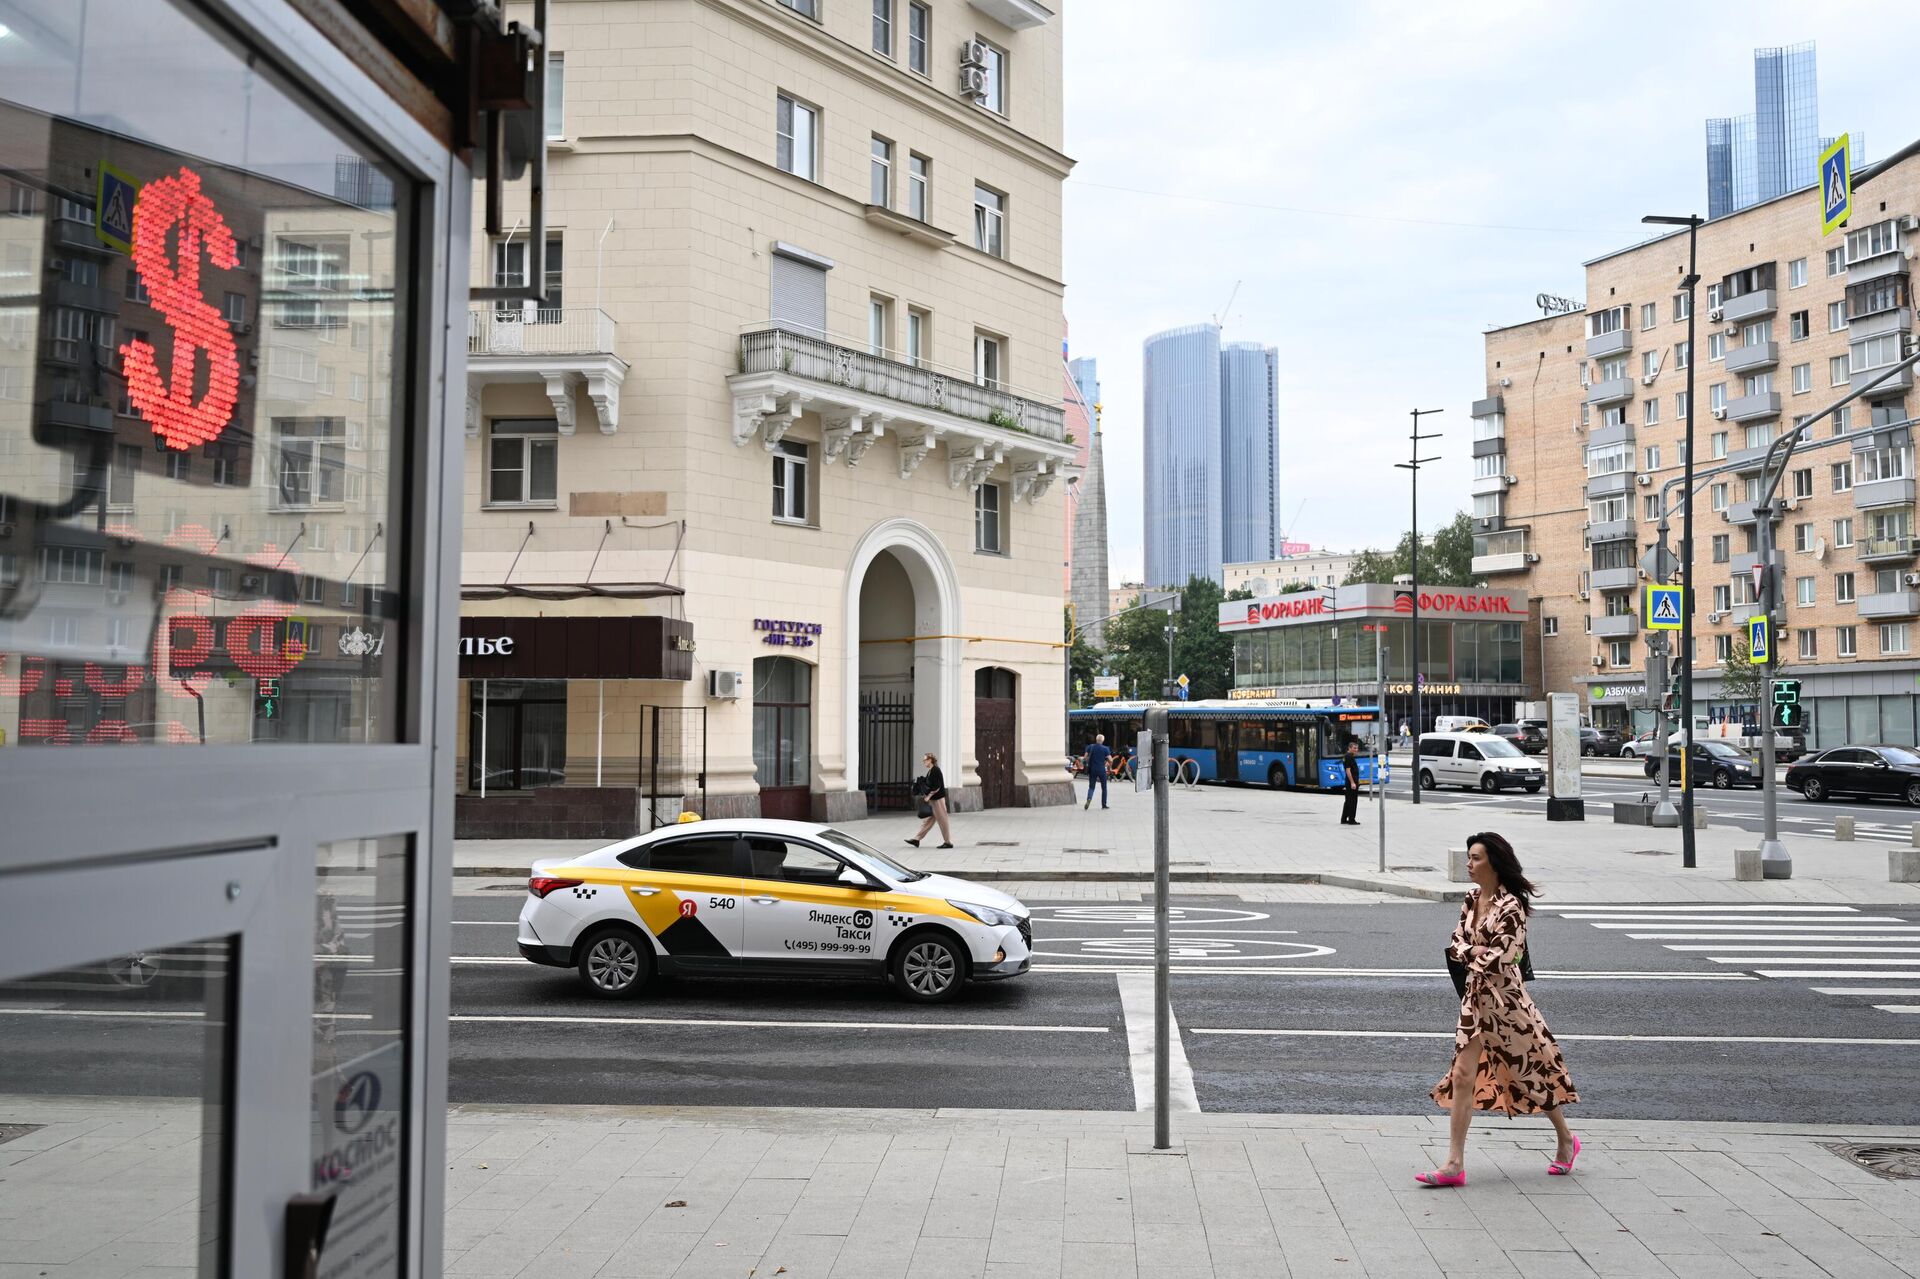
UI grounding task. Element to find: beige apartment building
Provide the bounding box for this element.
[1224,550,1357,596]
[456,0,1076,832]
[1471,141,1920,747]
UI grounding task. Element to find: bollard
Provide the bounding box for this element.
[1911,823,1920,849]
[1835,815,1856,842]
[1734,848,1764,881]
[1447,847,1471,883]
[1693,805,1708,830]
[1893,848,1920,884]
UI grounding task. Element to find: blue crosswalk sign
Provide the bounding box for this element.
[1820,134,1851,237]
[96,163,137,253]
[1748,615,1771,664]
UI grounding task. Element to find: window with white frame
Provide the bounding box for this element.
[776,93,818,180]
[1710,383,1728,412]
[1587,443,1630,476]
[1833,461,1853,492]
[1879,568,1903,594]
[1641,350,1658,378]
[870,136,892,207]
[1590,495,1628,524]
[1473,452,1505,479]
[1837,571,1857,603]
[1792,468,1814,499]
[1644,398,1659,425]
[1472,492,1503,519]
[974,332,1003,388]
[1789,310,1810,341]
[1742,319,1772,346]
[1835,517,1855,548]
[1830,354,1849,387]
[872,0,893,55]
[275,417,346,507]
[1713,584,1732,612]
[1710,482,1728,511]
[1837,405,1854,433]
[868,296,892,357]
[974,481,1003,553]
[1883,623,1911,656]
[1645,445,1661,471]
[545,53,565,139]
[1797,575,1816,605]
[1847,218,1900,262]
[1829,300,1849,332]
[1675,341,1690,370]
[1707,283,1723,309]
[1852,333,1902,373]
[1798,629,1817,659]
[907,153,929,221]
[1589,305,1628,337]
[1838,625,1858,657]
[1788,257,1808,288]
[1643,494,1661,520]
[1827,246,1847,277]
[975,37,1006,114]
[907,3,931,74]
[1794,522,1813,552]
[772,440,810,523]
[1792,363,1812,393]
[907,308,928,368]
[1711,430,1728,458]
[1731,576,1755,606]
[486,419,557,506]
[1600,355,1628,381]
[1543,617,1558,637]
[1712,533,1729,562]
[1675,390,1690,422]
[1640,302,1657,330]
[1858,443,1912,484]
[775,0,818,17]
[973,184,1005,257]
[1608,639,1633,667]
[1708,332,1726,361]
[1743,372,1773,397]
[1869,508,1913,544]
[1672,292,1690,322]
[1716,634,1733,661]
[40,546,104,585]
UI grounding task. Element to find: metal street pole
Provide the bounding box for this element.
[1642,213,1702,864]
[1146,706,1172,1149]
[1395,408,1444,804]
[1372,625,1388,873]
[1754,515,1788,875]
[1650,636,1676,825]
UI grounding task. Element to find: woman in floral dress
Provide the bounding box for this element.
[1417,831,1580,1187]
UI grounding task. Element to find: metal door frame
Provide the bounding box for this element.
[0,0,468,1272]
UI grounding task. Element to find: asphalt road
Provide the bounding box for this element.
[10,894,1915,1125]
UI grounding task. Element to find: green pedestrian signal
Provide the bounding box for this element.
[1773,679,1802,704]
[1774,702,1803,729]
[254,677,280,721]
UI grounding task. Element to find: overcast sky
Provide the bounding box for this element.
[1061,2,1920,585]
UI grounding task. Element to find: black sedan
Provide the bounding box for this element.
[1786,744,1920,806]
[1492,723,1548,754]
[1642,741,1763,789]
[1580,726,1626,757]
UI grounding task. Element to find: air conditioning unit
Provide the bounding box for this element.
[1711,407,1728,419]
[1503,473,1518,485]
[1525,552,1541,563]
[1724,325,1741,338]
[1591,655,1606,668]
[962,38,990,67]
[1901,214,1920,233]
[1637,568,1649,579]
[1642,374,1658,386]
[232,321,252,336]
[1785,496,1800,511]
[960,64,989,99]
[1578,589,1591,600]
[1904,572,1920,588]
[1637,474,1652,486]
[1499,377,1513,387]
[1708,610,1725,623]
[708,669,745,700]
[1708,307,1725,321]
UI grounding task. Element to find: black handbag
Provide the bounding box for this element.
[916,799,933,819]
[1446,945,1535,999]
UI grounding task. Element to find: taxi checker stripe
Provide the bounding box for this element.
[618,885,736,958]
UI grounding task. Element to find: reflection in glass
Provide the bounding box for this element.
[0,937,233,1275]
[313,835,410,1279]
[0,0,413,747]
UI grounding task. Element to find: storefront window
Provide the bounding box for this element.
[0,0,414,747]
[468,679,568,790]
[753,656,812,788]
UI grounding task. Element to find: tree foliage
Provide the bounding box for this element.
[1719,637,1786,704]
[1341,512,1480,587]
[1066,606,1104,707]
[1089,577,1252,702]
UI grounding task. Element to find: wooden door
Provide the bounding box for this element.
[975,695,1016,808]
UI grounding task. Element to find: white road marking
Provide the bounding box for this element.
[1754,970,1920,978]
[1668,945,1920,953]
[1812,988,1920,995]
[0,1008,370,1021]
[1873,1006,1920,1014]
[1599,922,1914,930]
[1116,970,1200,1114]
[1544,904,1865,913]
[1190,1027,1920,1046]
[1708,956,1920,965]
[450,1014,1108,1033]
[1031,965,1753,980]
[1631,934,1920,942]
[1561,914,1902,923]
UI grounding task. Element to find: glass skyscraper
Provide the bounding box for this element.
[1219,342,1279,565]
[1143,324,1223,588]
[1706,42,1854,219]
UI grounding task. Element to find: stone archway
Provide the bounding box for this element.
[843,519,963,816]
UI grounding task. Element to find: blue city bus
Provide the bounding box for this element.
[1068,701,1387,791]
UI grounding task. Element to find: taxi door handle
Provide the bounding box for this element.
[749,895,778,904]
[629,887,660,897]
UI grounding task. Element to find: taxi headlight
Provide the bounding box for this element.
[951,901,1022,928]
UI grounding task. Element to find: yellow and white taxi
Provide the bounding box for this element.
[517,819,1033,1003]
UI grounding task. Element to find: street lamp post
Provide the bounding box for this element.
[1642,213,1703,866]
[1395,408,1444,804]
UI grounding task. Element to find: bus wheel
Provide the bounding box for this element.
[1418,769,1436,791]
[1267,764,1285,789]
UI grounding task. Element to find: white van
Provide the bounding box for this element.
[1433,716,1494,735]
[1417,732,1546,793]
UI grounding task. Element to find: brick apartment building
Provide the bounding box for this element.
[1471,140,1920,747]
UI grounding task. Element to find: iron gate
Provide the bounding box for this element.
[859,691,914,810]
[639,705,707,830]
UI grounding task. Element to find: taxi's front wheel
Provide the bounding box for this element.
[892,931,966,1003]
[577,926,652,999]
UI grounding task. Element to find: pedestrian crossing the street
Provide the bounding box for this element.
[1536,904,1920,1015]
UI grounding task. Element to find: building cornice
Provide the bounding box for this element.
[560,132,1067,294]
[697,0,1075,180]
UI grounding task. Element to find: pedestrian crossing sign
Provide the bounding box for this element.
[1748,615,1770,664]
[1820,134,1851,237]
[1644,584,1683,631]
[95,163,137,254]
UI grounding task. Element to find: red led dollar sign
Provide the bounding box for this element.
[120,168,241,452]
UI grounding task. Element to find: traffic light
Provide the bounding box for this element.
[1773,678,1802,705]
[254,677,280,721]
[1774,702,1803,729]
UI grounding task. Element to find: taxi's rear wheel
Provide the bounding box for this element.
[576,926,652,999]
[892,930,966,1003]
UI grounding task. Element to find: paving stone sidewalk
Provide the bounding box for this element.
[439,1104,1920,1278]
[455,775,1920,905]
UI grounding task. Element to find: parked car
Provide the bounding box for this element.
[1433,716,1494,735]
[1642,740,1762,789]
[1580,726,1626,757]
[1621,731,1663,759]
[1491,723,1548,754]
[1416,732,1545,793]
[1785,745,1920,806]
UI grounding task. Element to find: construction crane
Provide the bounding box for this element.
[1212,279,1241,329]
[1277,498,1308,552]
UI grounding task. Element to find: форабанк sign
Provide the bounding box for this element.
[1219,584,1529,630]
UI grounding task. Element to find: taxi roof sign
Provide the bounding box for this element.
[1821,134,1852,237]
[1644,584,1683,631]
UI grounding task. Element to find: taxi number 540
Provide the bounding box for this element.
[707,896,736,910]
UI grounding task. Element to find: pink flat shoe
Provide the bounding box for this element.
[1547,1133,1581,1176]
[1415,1168,1466,1187]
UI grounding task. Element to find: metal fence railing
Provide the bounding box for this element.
[468,306,617,357]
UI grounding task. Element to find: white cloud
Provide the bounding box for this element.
[1063,2,1920,582]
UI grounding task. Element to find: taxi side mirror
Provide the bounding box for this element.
[837,867,874,888]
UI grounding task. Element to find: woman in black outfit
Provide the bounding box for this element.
[906,752,954,848]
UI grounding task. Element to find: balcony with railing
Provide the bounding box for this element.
[1719,288,1777,324]
[1592,613,1639,638]
[1859,590,1920,619]
[1858,533,1918,562]
[729,327,1076,496]
[1586,376,1633,407]
[1726,391,1782,423]
[466,307,628,435]
[1470,528,1529,576]
[1723,341,1779,376]
[1590,564,1638,592]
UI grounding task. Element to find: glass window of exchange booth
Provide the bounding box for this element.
[0,1,453,1275]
